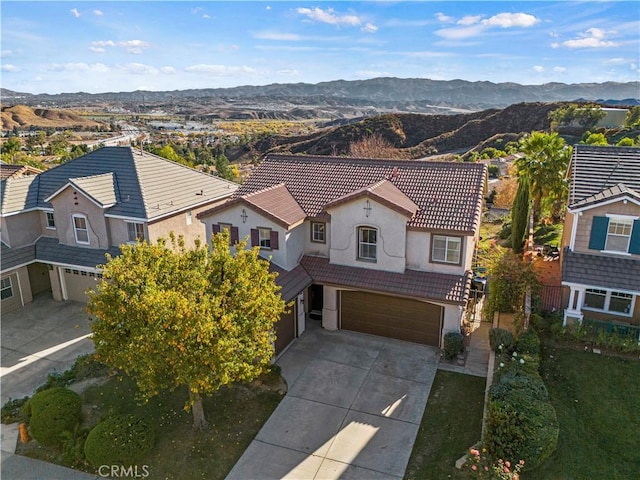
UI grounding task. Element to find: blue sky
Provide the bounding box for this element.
[1,1,639,94]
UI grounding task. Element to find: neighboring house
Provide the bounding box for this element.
[561,145,640,332]
[0,162,42,180]
[0,146,238,313]
[198,154,487,354]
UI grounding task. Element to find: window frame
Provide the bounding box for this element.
[126,222,145,243]
[258,227,272,249]
[0,277,13,300]
[45,212,56,229]
[72,214,90,245]
[311,221,326,244]
[431,234,463,265]
[186,210,193,226]
[604,217,633,253]
[583,288,635,317]
[357,226,377,262]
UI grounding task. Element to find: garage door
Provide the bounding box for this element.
[63,268,98,302]
[341,291,442,346]
[274,307,295,355]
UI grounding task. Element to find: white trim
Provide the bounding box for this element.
[569,211,578,250]
[583,288,635,318]
[103,214,147,222]
[44,211,56,230]
[45,182,114,209]
[605,213,640,220]
[563,281,639,297]
[568,194,640,213]
[72,214,90,245]
[58,266,68,301]
[16,270,24,307]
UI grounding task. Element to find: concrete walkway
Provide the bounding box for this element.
[226,323,441,480]
[438,322,491,377]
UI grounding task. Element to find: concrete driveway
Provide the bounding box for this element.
[1,295,94,405]
[226,323,440,480]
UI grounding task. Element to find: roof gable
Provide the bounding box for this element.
[241,183,306,228]
[45,173,117,208]
[569,183,640,211]
[325,178,419,218]
[233,154,486,233]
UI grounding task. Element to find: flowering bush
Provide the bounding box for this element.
[467,448,524,479]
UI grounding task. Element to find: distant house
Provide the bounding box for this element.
[0,162,42,180]
[561,145,640,333]
[0,146,238,313]
[198,154,487,355]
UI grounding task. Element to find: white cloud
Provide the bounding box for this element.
[435,12,454,23]
[184,64,256,76]
[435,24,484,40]
[266,6,271,11]
[481,13,539,28]
[160,66,177,74]
[89,47,105,53]
[45,63,109,73]
[117,63,158,75]
[254,31,302,41]
[1,64,20,72]
[562,28,618,48]
[89,40,150,54]
[93,10,103,16]
[202,14,211,19]
[276,69,299,76]
[458,15,482,26]
[296,7,361,27]
[70,8,80,18]
[1,50,13,58]
[361,23,378,33]
[553,66,566,72]
[533,65,545,72]
[604,57,627,65]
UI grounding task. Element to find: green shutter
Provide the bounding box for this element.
[588,216,609,250]
[629,219,640,254]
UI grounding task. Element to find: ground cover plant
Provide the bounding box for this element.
[405,371,485,480]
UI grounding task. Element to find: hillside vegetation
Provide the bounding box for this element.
[1,105,103,130]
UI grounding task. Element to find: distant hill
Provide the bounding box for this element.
[2,78,638,117]
[1,105,104,130]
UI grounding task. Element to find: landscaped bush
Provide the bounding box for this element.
[1,397,29,424]
[516,329,541,355]
[490,370,548,403]
[24,387,82,447]
[443,331,464,360]
[84,414,155,467]
[489,327,515,353]
[36,354,108,393]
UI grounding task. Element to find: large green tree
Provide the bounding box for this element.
[516,132,572,222]
[511,174,530,253]
[87,232,285,430]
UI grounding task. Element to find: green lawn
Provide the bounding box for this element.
[19,372,283,480]
[530,342,640,480]
[404,371,486,480]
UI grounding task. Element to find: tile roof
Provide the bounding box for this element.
[562,248,640,293]
[269,262,313,302]
[569,145,640,206]
[232,154,487,233]
[1,237,121,273]
[0,164,42,180]
[300,255,471,304]
[0,147,238,219]
[243,184,307,228]
[569,183,640,210]
[69,173,117,207]
[0,175,39,214]
[324,178,419,218]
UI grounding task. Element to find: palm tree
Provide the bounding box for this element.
[516,131,572,222]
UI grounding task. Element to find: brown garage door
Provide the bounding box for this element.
[274,307,295,355]
[341,291,442,346]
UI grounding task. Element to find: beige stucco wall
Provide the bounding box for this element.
[327,198,407,273]
[1,211,42,247]
[406,230,472,275]
[50,187,110,249]
[573,200,640,257]
[303,220,331,257]
[0,267,33,312]
[40,210,59,238]
[438,302,464,344]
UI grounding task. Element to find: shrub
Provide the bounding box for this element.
[84,414,155,467]
[489,328,515,353]
[36,354,108,393]
[490,370,548,402]
[516,330,540,355]
[443,332,465,360]
[1,397,29,424]
[24,387,82,447]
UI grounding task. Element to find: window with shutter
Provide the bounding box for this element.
[588,216,609,250]
[629,219,640,255]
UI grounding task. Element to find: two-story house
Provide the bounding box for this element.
[198,154,487,354]
[561,145,640,331]
[0,146,238,313]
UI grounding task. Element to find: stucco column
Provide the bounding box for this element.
[322,286,338,330]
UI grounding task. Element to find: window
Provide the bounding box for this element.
[311,222,326,243]
[432,235,462,264]
[358,227,377,261]
[72,215,89,244]
[259,228,271,249]
[0,277,13,300]
[186,210,193,226]
[45,212,56,229]
[605,218,633,252]
[127,222,145,243]
[584,288,634,316]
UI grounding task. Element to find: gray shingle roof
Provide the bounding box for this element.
[300,255,471,304]
[562,248,640,293]
[1,147,238,219]
[569,145,640,206]
[232,155,487,233]
[1,237,121,273]
[570,183,640,210]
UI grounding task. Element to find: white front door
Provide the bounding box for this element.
[297,293,306,336]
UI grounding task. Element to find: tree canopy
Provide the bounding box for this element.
[87,232,286,430]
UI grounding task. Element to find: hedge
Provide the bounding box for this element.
[84,414,155,467]
[24,387,82,447]
[489,327,515,353]
[443,332,464,360]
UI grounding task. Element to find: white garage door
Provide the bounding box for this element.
[63,268,99,302]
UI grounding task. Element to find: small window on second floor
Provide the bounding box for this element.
[73,215,89,244]
[45,212,56,229]
[358,227,377,261]
[605,218,633,252]
[259,228,271,249]
[311,222,326,243]
[186,210,193,226]
[127,222,145,243]
[432,235,462,265]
